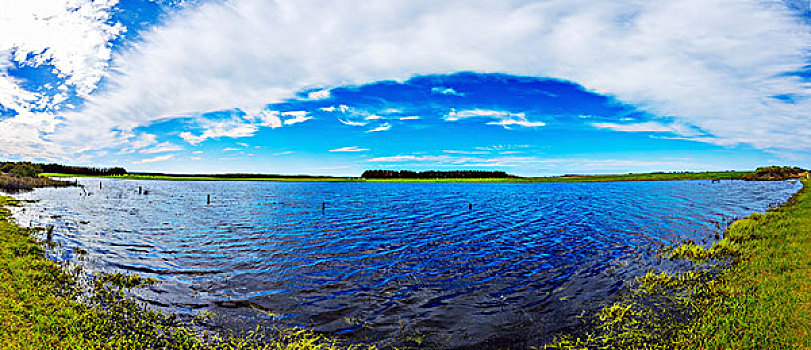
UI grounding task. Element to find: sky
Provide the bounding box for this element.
[0,0,809,176]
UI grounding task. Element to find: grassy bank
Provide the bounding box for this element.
[545,180,811,349]
[41,171,749,183]
[0,196,370,350]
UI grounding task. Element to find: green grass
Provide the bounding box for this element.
[41,171,749,183]
[0,196,373,350]
[543,180,811,349]
[524,171,748,183]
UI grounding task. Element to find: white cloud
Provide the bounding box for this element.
[0,0,123,101]
[179,117,258,145]
[443,149,489,155]
[487,119,546,128]
[366,153,717,173]
[306,88,331,100]
[0,0,122,158]
[319,105,350,113]
[431,87,465,96]
[223,147,241,151]
[281,111,312,125]
[590,121,699,135]
[323,104,391,128]
[330,146,370,152]
[247,109,283,128]
[0,110,63,160]
[140,142,184,154]
[445,109,545,129]
[133,154,174,164]
[367,123,392,133]
[338,119,367,126]
[399,116,421,120]
[128,133,158,150]
[2,0,811,159]
[475,144,531,151]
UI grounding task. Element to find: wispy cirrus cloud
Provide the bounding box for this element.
[321,104,395,131]
[139,142,184,154]
[330,146,370,152]
[590,121,700,136]
[133,154,174,164]
[445,109,546,129]
[367,123,392,133]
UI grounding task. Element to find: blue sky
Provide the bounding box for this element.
[0,0,809,176]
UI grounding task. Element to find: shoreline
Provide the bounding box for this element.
[2,180,808,349]
[545,179,810,349]
[0,195,366,349]
[41,170,750,183]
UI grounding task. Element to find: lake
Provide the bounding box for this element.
[9,179,802,348]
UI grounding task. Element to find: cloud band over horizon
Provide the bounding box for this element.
[0,0,809,174]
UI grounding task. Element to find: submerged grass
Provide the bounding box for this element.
[0,195,373,350]
[542,180,811,349]
[0,174,75,192]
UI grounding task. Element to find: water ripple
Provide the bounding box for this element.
[10,179,801,348]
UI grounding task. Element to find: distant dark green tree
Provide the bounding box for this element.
[7,163,42,177]
[361,169,515,179]
[744,165,808,181]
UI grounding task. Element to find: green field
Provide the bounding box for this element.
[40,170,750,183]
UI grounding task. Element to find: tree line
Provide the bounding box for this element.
[0,162,127,177]
[361,169,516,179]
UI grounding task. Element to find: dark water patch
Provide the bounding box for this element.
[9,179,801,348]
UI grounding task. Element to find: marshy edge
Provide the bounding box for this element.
[2,180,809,349]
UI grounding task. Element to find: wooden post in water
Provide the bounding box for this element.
[207,194,211,205]
[138,186,142,195]
[469,203,472,210]
[322,202,326,212]
[99,181,102,189]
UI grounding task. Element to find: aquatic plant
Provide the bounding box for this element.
[0,173,75,192]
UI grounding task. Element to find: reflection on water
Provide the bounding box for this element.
[10,179,801,348]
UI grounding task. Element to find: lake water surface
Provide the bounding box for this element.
[9,179,802,348]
